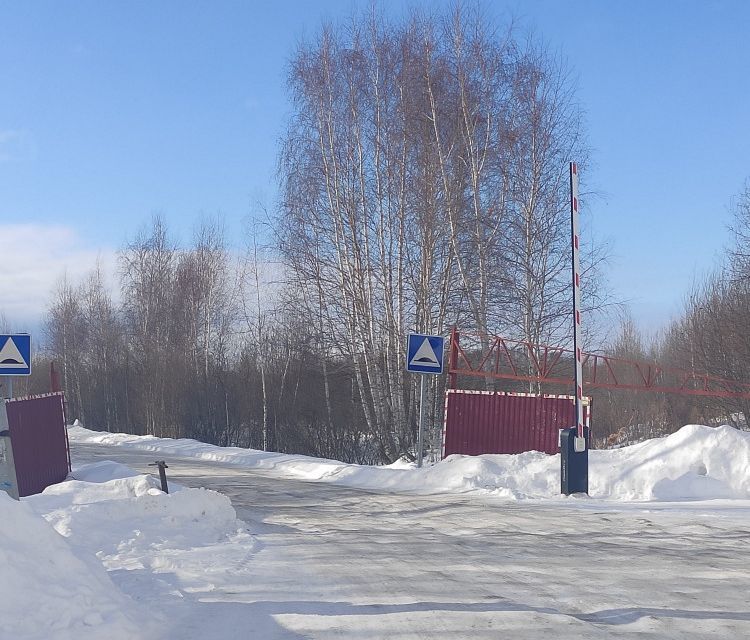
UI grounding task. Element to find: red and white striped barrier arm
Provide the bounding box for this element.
[570,162,584,441]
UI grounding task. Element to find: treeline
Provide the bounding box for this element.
[40,6,612,462]
[43,217,388,463]
[276,6,612,459]
[593,181,750,445]
[38,6,748,458]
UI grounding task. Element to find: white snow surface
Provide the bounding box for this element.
[4,423,750,639]
[69,423,750,501]
[0,490,153,640]
[2,458,249,640]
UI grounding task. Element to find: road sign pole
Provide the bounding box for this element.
[1,377,12,400]
[406,332,445,469]
[417,375,425,468]
[0,400,19,500]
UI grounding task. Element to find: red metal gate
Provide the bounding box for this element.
[442,390,590,457]
[6,392,70,497]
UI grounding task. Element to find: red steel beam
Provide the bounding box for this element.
[449,329,750,400]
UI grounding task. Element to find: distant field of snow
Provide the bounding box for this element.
[69,423,750,502]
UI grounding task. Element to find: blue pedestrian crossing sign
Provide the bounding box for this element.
[406,333,445,374]
[0,334,31,376]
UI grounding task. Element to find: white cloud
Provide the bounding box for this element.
[0,224,117,328]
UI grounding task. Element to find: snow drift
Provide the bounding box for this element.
[0,492,154,640]
[591,424,750,500]
[28,465,247,571]
[69,423,750,501]
[3,460,251,640]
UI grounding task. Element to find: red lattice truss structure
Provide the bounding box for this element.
[447,327,750,400]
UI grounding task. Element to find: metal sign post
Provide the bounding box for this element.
[0,335,30,499]
[417,376,426,467]
[406,333,445,468]
[0,401,19,500]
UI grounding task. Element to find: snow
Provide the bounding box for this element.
[3,423,750,638]
[0,491,155,640]
[30,474,245,563]
[2,457,251,640]
[591,424,750,500]
[69,422,750,501]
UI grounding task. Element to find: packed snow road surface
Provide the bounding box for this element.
[71,440,750,639]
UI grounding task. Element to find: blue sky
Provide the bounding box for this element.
[1,0,749,333]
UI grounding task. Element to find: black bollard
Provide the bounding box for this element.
[148,460,169,493]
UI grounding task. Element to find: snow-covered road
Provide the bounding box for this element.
[71,441,750,639]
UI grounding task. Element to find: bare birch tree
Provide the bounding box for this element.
[278,6,598,459]
[119,216,178,436]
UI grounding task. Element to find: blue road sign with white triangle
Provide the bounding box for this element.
[406,333,445,374]
[0,334,31,376]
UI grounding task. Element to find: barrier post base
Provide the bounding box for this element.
[560,427,589,495]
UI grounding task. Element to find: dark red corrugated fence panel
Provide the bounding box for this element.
[6,392,70,497]
[443,390,587,458]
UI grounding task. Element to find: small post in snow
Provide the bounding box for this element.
[149,460,170,494]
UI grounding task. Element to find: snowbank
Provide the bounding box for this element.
[590,424,750,501]
[28,464,246,571]
[5,460,254,640]
[0,492,154,640]
[69,423,750,502]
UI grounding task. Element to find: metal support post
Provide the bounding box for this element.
[149,460,169,493]
[417,376,425,468]
[448,326,458,389]
[0,401,19,500]
[406,332,445,468]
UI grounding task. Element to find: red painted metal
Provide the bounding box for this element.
[50,361,62,393]
[449,328,750,399]
[448,325,459,390]
[6,392,70,497]
[442,390,591,457]
[570,161,584,439]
